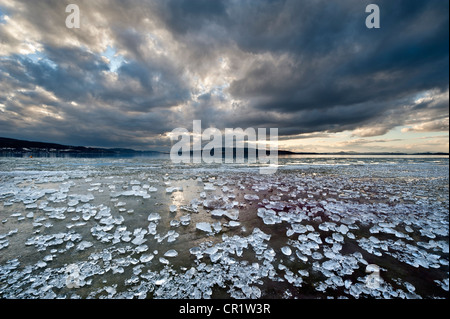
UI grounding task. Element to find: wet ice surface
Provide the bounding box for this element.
[0,156,448,299]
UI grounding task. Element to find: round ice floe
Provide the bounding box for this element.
[405,226,414,233]
[338,224,349,235]
[164,250,178,257]
[341,217,355,225]
[281,246,292,256]
[140,254,154,263]
[312,252,323,260]
[136,245,148,253]
[332,233,344,242]
[347,232,356,239]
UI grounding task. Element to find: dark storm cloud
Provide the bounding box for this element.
[0,0,448,150]
[18,47,109,102]
[111,60,190,112]
[228,0,448,124]
[162,0,228,34]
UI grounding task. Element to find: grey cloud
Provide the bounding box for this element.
[158,0,228,35]
[0,0,448,150]
[227,0,448,135]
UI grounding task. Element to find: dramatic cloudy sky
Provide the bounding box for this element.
[0,0,448,152]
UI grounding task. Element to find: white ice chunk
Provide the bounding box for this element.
[204,183,216,191]
[332,233,344,242]
[180,214,191,226]
[147,213,161,222]
[338,224,349,235]
[140,254,154,263]
[169,205,177,213]
[212,221,222,232]
[227,221,240,228]
[196,222,213,233]
[190,247,202,256]
[148,222,157,235]
[167,230,179,243]
[166,187,182,193]
[77,241,93,251]
[164,249,178,258]
[257,208,281,225]
[136,244,148,253]
[281,246,292,256]
[404,282,416,293]
[244,194,259,201]
[211,209,226,217]
[224,209,239,220]
[210,251,223,262]
[170,219,180,227]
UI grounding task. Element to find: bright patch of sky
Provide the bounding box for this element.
[25,51,58,69]
[280,128,449,154]
[102,46,125,73]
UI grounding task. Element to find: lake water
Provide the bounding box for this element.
[0,155,448,299]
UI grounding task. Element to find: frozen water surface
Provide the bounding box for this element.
[0,155,448,299]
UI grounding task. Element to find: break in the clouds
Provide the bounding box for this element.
[0,0,448,152]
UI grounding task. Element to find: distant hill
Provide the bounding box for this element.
[0,137,163,156]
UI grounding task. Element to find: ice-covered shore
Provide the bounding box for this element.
[0,157,448,299]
